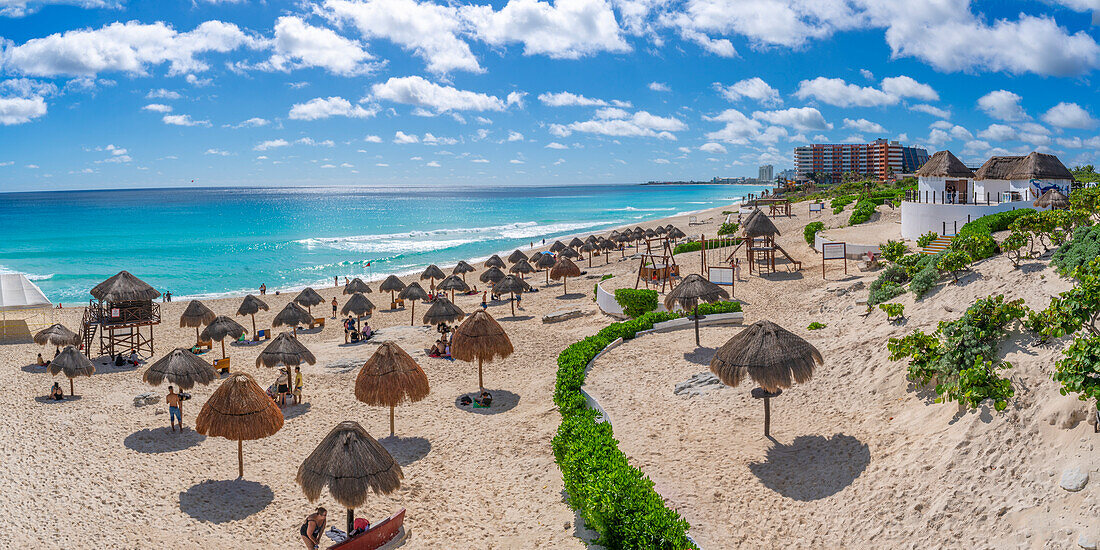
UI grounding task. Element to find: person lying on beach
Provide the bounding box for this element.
[300,507,327,550]
[50,382,64,401]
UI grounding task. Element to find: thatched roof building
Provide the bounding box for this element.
[90,271,160,302]
[916,150,974,178]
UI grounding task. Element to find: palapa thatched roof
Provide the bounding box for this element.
[422,297,465,325]
[34,323,79,347]
[341,293,376,317]
[296,421,402,508]
[493,275,530,295]
[256,332,317,368]
[916,150,975,178]
[180,300,216,328]
[437,274,471,293]
[294,287,325,308]
[90,271,160,302]
[535,253,557,269]
[709,320,823,393]
[975,151,1073,181]
[344,278,372,295]
[550,257,581,280]
[273,302,313,328]
[507,250,528,263]
[529,251,544,264]
[742,210,781,238]
[580,242,597,252]
[484,255,506,269]
[237,294,269,316]
[664,273,730,310]
[568,237,585,249]
[355,341,429,407]
[143,348,217,390]
[509,259,535,274]
[398,282,429,301]
[479,267,506,284]
[48,346,95,379]
[599,239,617,251]
[558,247,580,259]
[451,310,513,363]
[421,265,446,281]
[1034,188,1070,209]
[549,241,567,253]
[644,228,657,238]
[654,226,667,234]
[201,315,247,342]
[452,261,476,275]
[379,275,406,293]
[196,373,283,441]
[667,227,686,239]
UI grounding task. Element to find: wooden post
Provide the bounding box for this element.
[763,396,771,437]
[250,314,256,337]
[510,294,516,316]
[478,357,484,389]
[347,509,354,537]
[693,304,700,347]
[390,405,395,437]
[69,378,74,396]
[410,300,415,326]
[237,439,244,478]
[700,234,706,274]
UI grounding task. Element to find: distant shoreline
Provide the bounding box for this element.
[641,181,767,186]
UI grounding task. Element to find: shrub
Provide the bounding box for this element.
[917,232,938,248]
[909,265,940,298]
[879,263,910,285]
[848,199,877,225]
[1002,231,1029,268]
[830,194,856,213]
[953,233,997,262]
[879,240,908,263]
[717,222,739,236]
[879,302,905,322]
[807,322,827,330]
[1052,223,1100,277]
[936,250,970,283]
[803,222,825,246]
[951,208,1035,261]
[896,252,935,277]
[1054,335,1100,412]
[869,281,904,307]
[673,239,741,255]
[614,288,659,318]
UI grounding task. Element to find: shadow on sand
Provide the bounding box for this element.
[179,479,274,523]
[749,433,869,501]
[555,293,587,301]
[282,401,312,420]
[378,435,432,466]
[34,394,82,404]
[497,315,534,322]
[682,347,717,366]
[454,389,519,415]
[124,427,206,453]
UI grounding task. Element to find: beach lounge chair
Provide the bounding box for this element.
[390,298,405,310]
[195,339,213,352]
[253,329,271,342]
[310,317,325,329]
[329,509,406,550]
[213,357,230,374]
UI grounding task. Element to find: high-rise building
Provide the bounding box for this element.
[794,139,929,181]
[758,164,774,181]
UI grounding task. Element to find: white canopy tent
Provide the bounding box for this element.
[0,273,53,340]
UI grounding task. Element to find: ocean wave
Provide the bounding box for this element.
[498,220,613,239]
[609,206,677,212]
[0,265,54,281]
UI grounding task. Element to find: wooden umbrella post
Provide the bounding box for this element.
[390,405,395,437]
[250,314,256,336]
[563,276,568,296]
[763,396,771,437]
[69,378,74,396]
[694,304,701,347]
[510,293,516,316]
[237,439,244,478]
[221,339,226,360]
[478,357,484,389]
[410,301,415,326]
[347,508,354,536]
[195,327,200,345]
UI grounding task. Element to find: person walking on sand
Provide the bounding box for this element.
[167,386,182,433]
[331,297,338,319]
[335,276,338,287]
[481,291,488,309]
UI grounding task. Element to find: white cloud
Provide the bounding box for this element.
[142,103,173,113]
[461,0,630,59]
[713,77,781,106]
[475,116,493,124]
[322,0,481,73]
[648,81,670,92]
[1041,102,1098,129]
[537,91,629,107]
[1,20,256,77]
[289,96,376,120]
[553,158,565,165]
[393,131,420,144]
[471,158,490,163]
[370,76,514,113]
[703,108,762,145]
[146,88,182,100]
[859,69,873,79]
[977,90,1028,121]
[842,118,886,134]
[254,139,290,151]
[507,131,524,142]
[672,0,865,50]
[977,123,1018,141]
[753,107,831,131]
[422,132,458,145]
[699,142,726,154]
[162,114,210,127]
[930,120,973,140]
[794,77,896,107]
[364,135,382,143]
[679,28,737,57]
[652,158,669,164]
[879,76,938,101]
[0,78,58,97]
[552,108,685,139]
[909,104,950,119]
[205,148,231,156]
[545,142,568,149]
[230,117,269,128]
[509,159,524,164]
[295,137,334,147]
[426,160,442,167]
[0,0,121,17]
[258,16,378,76]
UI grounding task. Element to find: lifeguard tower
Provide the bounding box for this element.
[81,271,161,357]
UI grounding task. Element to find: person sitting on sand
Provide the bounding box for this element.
[475,391,492,407]
[50,382,64,401]
[360,323,372,341]
[349,517,370,538]
[37,353,49,367]
[114,353,126,367]
[276,368,290,407]
[428,339,448,357]
[128,351,140,366]
[300,507,327,550]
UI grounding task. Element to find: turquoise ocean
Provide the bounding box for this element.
[0,184,765,304]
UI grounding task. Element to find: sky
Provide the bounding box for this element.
[0,0,1099,192]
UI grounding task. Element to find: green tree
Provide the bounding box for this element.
[1054,335,1100,412]
[936,250,969,283]
[1002,231,1029,268]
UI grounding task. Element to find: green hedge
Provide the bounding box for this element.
[614,288,659,318]
[1052,224,1100,277]
[803,221,824,246]
[951,208,1035,260]
[848,199,878,225]
[673,238,741,255]
[553,301,742,549]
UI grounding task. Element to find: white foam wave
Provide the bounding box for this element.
[609,206,677,212]
[0,265,54,281]
[498,220,611,239]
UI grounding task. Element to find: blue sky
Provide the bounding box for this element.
[0,0,1098,191]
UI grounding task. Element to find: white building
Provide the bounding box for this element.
[758,164,774,181]
[900,150,1074,239]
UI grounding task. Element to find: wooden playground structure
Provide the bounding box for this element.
[81,271,162,357]
[722,209,802,275]
[634,236,680,292]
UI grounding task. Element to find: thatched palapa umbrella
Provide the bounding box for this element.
[344,278,372,295]
[422,297,464,326]
[493,275,530,316]
[379,275,406,307]
[196,373,283,478]
[297,421,402,535]
[558,247,580,259]
[294,287,325,315]
[236,294,269,337]
[452,261,476,283]
[49,345,94,396]
[421,265,446,290]
[180,300,216,344]
[568,236,585,251]
[529,251,544,264]
[549,241,567,253]
[535,253,557,285]
[398,283,430,326]
[342,293,375,325]
[665,274,731,346]
[480,267,506,286]
[668,227,686,240]
[1034,188,1069,210]
[507,250,528,264]
[437,274,470,301]
[201,316,247,361]
[256,332,317,369]
[484,255,506,269]
[452,310,513,390]
[509,258,534,280]
[356,341,430,437]
[550,256,582,296]
[599,238,616,264]
[709,320,822,437]
[34,323,79,355]
[273,302,313,336]
[144,348,217,424]
[580,242,597,267]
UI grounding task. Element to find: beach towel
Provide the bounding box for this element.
[325,527,348,543]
